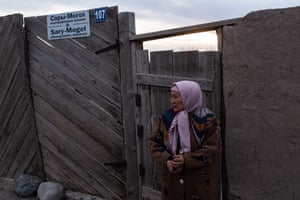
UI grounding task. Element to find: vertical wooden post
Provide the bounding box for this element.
[118,12,141,200]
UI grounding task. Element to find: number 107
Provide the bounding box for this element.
[95,8,107,22]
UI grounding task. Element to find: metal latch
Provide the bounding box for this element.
[104,160,127,168]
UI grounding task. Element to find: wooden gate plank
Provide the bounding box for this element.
[135,50,154,189]
[173,51,200,77]
[0,14,43,179]
[0,66,25,135]
[119,12,141,200]
[25,16,121,89]
[148,51,174,191]
[150,51,173,130]
[36,112,125,200]
[136,73,213,91]
[29,66,123,155]
[27,36,122,126]
[33,94,122,165]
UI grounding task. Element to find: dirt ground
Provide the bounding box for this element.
[0,177,105,200]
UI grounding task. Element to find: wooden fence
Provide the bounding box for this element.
[0,14,44,179]
[0,7,241,200]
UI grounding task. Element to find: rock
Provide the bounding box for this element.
[37,181,64,200]
[13,173,42,197]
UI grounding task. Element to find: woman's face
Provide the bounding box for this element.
[170,90,184,113]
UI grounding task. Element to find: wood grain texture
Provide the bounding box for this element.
[0,14,44,179]
[130,17,242,41]
[25,7,126,199]
[118,12,141,200]
[1,9,222,200]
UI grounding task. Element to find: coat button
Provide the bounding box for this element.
[158,147,165,152]
[179,179,184,184]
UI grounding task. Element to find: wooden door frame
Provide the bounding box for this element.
[123,17,242,200]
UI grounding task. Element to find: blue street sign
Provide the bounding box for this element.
[94,8,107,22]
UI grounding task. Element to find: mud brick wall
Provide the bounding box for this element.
[222,6,300,200]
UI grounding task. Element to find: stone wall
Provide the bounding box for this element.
[223,6,300,200]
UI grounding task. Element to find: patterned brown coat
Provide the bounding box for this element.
[149,108,221,200]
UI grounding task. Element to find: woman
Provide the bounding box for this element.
[149,80,221,200]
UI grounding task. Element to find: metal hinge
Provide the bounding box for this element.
[137,124,144,138]
[94,39,120,54]
[139,164,145,177]
[135,93,141,107]
[104,160,127,168]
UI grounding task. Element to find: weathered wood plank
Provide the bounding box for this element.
[130,17,242,41]
[36,112,125,199]
[89,7,119,42]
[24,7,126,199]
[6,119,39,178]
[0,14,43,179]
[148,51,174,191]
[27,34,122,122]
[29,66,123,155]
[150,51,173,75]
[26,7,119,48]
[199,52,220,110]
[135,50,156,190]
[3,88,42,178]
[25,16,121,89]
[199,52,217,79]
[0,51,21,94]
[0,67,26,136]
[136,73,213,91]
[173,51,200,77]
[29,60,122,134]
[0,103,36,177]
[119,12,140,200]
[0,39,22,108]
[33,95,123,171]
[72,8,120,66]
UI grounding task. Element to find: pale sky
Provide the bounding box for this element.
[1,0,299,51]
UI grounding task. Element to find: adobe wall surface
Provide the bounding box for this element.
[223,6,300,200]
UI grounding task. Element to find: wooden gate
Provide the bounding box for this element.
[24,7,127,200]
[1,8,226,200]
[134,49,221,199]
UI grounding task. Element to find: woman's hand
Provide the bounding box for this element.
[167,155,184,174]
[172,155,184,167]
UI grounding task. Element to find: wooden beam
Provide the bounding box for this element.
[118,12,141,200]
[130,17,242,41]
[136,73,213,91]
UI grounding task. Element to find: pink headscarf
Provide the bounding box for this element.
[168,80,202,155]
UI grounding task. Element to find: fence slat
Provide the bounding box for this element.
[0,14,44,179]
[136,73,213,91]
[135,50,155,190]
